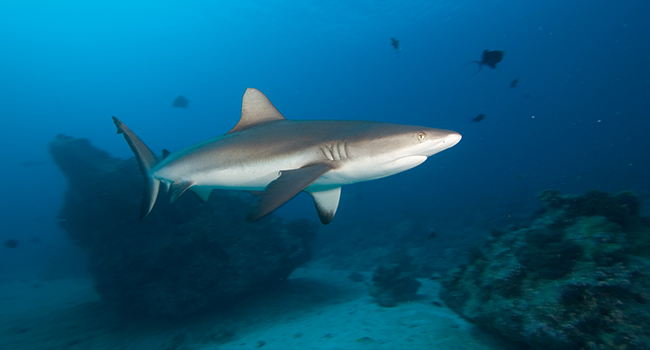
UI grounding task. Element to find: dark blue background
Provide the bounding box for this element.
[1,0,648,278]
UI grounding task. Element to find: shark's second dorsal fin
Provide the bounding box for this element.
[227,88,286,134]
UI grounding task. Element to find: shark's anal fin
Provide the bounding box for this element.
[307,187,341,225]
[112,116,160,218]
[170,181,194,203]
[248,163,334,222]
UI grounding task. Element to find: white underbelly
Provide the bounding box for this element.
[190,166,282,191]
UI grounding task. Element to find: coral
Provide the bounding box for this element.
[440,190,650,349]
[538,190,644,229]
[368,254,421,307]
[49,135,316,317]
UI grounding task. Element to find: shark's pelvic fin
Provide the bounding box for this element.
[307,187,341,225]
[248,162,334,222]
[112,116,161,218]
[227,88,286,134]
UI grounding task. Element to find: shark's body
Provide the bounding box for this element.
[113,88,461,224]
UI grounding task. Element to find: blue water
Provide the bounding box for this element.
[0,0,648,312]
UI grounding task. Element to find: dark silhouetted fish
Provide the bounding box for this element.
[471,114,486,123]
[468,49,504,74]
[510,78,519,88]
[391,37,400,52]
[4,239,19,249]
[172,95,189,108]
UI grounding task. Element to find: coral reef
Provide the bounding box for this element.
[368,254,421,307]
[440,190,650,349]
[49,135,316,317]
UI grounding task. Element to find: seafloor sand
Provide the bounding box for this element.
[0,263,510,350]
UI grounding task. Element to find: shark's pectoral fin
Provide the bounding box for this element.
[247,163,334,222]
[170,181,194,202]
[306,187,341,225]
[190,186,212,203]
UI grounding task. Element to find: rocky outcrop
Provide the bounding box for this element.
[368,253,421,307]
[50,135,316,317]
[440,190,650,349]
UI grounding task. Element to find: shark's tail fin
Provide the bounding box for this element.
[112,116,161,218]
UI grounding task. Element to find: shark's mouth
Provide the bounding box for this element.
[387,155,428,173]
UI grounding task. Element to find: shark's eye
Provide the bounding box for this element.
[416,132,427,142]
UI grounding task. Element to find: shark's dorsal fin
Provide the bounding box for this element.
[227,88,285,134]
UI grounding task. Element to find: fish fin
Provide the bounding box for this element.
[112,116,161,218]
[170,181,194,203]
[306,187,341,225]
[465,61,483,75]
[142,178,161,218]
[471,62,483,75]
[191,187,212,203]
[162,149,171,159]
[227,88,286,134]
[247,163,334,221]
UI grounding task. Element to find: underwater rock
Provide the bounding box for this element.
[369,254,421,307]
[49,134,316,317]
[440,190,650,349]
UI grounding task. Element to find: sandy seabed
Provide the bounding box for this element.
[0,263,510,350]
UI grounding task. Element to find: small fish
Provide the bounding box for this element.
[391,37,400,52]
[356,337,375,344]
[467,49,504,75]
[4,239,19,249]
[172,95,189,108]
[428,229,437,239]
[471,114,486,123]
[510,78,519,88]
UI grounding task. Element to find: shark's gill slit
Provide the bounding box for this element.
[321,146,334,161]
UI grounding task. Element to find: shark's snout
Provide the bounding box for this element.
[444,132,462,147]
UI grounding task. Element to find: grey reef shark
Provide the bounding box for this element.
[113,88,461,225]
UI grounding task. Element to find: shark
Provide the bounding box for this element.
[113,88,461,224]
